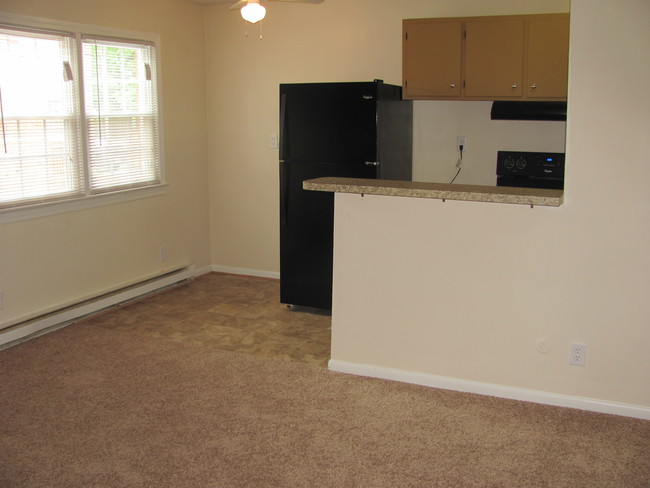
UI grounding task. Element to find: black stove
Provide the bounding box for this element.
[496,151,564,190]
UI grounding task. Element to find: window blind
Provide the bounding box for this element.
[81,37,161,193]
[0,28,83,208]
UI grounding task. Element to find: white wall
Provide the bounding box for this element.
[205,0,569,274]
[0,0,211,327]
[330,0,650,415]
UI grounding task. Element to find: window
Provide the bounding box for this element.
[82,37,160,193]
[0,28,81,206]
[0,23,161,211]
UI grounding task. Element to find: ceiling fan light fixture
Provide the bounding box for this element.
[241,2,266,23]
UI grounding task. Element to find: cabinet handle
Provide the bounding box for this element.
[531,84,537,90]
[511,83,518,89]
[450,83,456,88]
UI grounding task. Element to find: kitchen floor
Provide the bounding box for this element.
[84,272,331,367]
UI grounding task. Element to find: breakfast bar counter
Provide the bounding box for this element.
[303,177,563,207]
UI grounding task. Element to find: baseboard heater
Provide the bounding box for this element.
[0,265,195,349]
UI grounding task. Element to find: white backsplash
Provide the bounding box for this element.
[412,100,567,186]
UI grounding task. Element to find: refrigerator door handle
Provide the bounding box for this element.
[279,93,287,161]
[279,160,289,226]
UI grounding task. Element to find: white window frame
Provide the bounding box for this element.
[0,12,165,224]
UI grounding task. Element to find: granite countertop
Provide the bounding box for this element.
[303,177,563,207]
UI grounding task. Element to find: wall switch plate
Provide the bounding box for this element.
[570,342,587,366]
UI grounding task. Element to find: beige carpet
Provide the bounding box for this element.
[1,319,649,487]
[89,273,332,367]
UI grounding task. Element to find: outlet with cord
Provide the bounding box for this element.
[450,136,466,183]
[457,136,467,153]
[456,136,466,167]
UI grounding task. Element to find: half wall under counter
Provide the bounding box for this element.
[303,177,563,207]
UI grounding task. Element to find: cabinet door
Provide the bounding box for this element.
[526,16,570,99]
[403,20,462,99]
[464,20,525,98]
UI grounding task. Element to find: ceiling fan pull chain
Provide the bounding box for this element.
[259,19,263,40]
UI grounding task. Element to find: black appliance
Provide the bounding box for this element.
[279,81,412,310]
[491,101,567,121]
[496,151,565,190]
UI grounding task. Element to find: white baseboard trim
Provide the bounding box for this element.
[328,359,650,420]
[194,265,215,277]
[211,264,280,280]
[0,265,196,349]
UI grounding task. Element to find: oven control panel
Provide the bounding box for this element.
[497,151,565,178]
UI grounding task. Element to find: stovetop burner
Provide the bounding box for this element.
[496,151,565,190]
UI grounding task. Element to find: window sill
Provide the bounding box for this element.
[0,184,168,224]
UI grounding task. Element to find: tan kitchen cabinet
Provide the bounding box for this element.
[525,16,570,98]
[402,20,462,98]
[402,13,569,101]
[464,19,525,98]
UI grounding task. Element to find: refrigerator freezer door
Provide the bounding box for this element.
[280,83,378,164]
[280,161,375,310]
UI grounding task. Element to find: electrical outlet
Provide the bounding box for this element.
[0,291,3,310]
[457,135,467,152]
[570,342,586,366]
[159,246,168,262]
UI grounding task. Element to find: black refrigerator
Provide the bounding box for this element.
[279,81,412,310]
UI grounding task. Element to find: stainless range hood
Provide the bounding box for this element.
[490,101,567,121]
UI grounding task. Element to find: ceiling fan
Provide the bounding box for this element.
[230,0,324,24]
